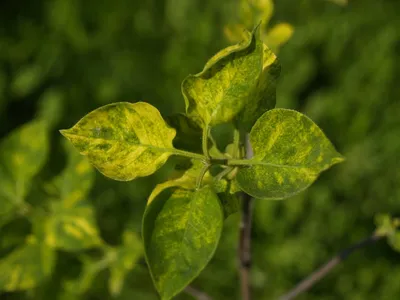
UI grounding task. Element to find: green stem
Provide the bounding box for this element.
[215,167,234,181]
[172,149,206,161]
[233,128,241,158]
[196,163,210,189]
[202,125,211,159]
[227,159,251,166]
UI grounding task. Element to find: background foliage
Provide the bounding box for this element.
[0,0,399,299]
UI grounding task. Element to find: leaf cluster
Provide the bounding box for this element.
[61,28,343,299]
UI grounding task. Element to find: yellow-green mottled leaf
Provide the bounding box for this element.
[0,121,49,217]
[108,231,143,297]
[47,140,94,207]
[0,235,55,291]
[182,27,263,126]
[147,160,203,204]
[45,200,102,251]
[143,187,223,300]
[375,214,400,252]
[235,43,280,131]
[147,160,226,204]
[389,231,400,252]
[265,23,294,52]
[60,102,178,181]
[236,109,344,199]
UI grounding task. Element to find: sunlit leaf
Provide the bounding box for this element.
[235,43,280,131]
[108,231,143,297]
[143,187,223,300]
[182,27,263,126]
[147,160,226,204]
[60,102,179,181]
[236,109,344,199]
[0,235,55,291]
[45,200,102,251]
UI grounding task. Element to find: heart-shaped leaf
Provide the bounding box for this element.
[60,102,179,181]
[143,186,223,300]
[236,109,344,199]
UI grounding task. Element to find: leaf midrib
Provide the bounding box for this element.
[63,132,175,154]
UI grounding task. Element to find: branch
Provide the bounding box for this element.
[184,285,212,300]
[238,134,254,300]
[279,233,384,300]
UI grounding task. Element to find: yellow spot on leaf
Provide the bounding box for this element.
[64,224,83,239]
[76,160,91,174]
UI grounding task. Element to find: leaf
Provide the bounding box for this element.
[45,200,102,251]
[182,27,264,126]
[235,43,280,131]
[388,231,400,252]
[236,109,344,200]
[147,160,206,204]
[60,102,178,181]
[108,231,143,297]
[143,187,224,300]
[48,139,95,207]
[0,235,55,291]
[11,65,44,97]
[0,121,49,215]
[37,88,64,129]
[147,160,227,204]
[265,23,294,51]
[219,192,240,218]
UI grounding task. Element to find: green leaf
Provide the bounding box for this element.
[147,160,204,204]
[182,27,263,126]
[265,23,294,51]
[37,88,64,129]
[236,109,344,199]
[48,140,95,206]
[0,235,55,291]
[0,121,49,217]
[389,231,400,252]
[45,200,102,251]
[218,189,240,218]
[108,231,143,297]
[147,160,228,204]
[143,187,223,300]
[11,65,44,97]
[235,44,280,131]
[60,102,180,181]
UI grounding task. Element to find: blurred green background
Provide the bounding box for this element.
[1,0,400,299]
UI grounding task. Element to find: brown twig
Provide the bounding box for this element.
[238,134,254,300]
[279,233,384,300]
[184,285,212,300]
